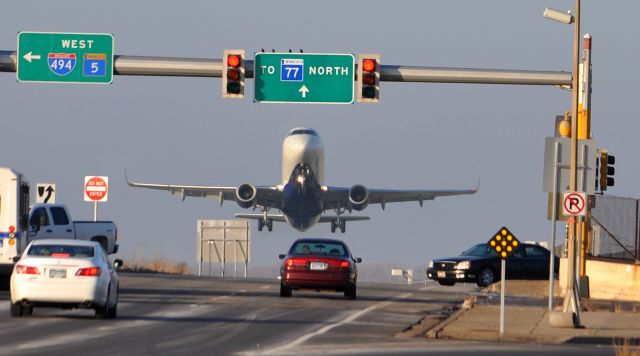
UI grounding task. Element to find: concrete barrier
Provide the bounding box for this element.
[559,257,640,302]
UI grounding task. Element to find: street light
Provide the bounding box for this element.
[544,8,574,24]
[544,0,582,329]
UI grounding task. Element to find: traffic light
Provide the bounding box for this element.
[357,54,380,103]
[599,150,615,191]
[222,49,245,98]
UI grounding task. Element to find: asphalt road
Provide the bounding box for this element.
[0,273,616,355]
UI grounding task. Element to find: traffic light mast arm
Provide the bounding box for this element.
[0,50,572,86]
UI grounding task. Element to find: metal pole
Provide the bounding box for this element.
[93,201,97,222]
[245,221,249,278]
[549,141,560,310]
[234,240,237,278]
[500,258,506,335]
[198,221,203,277]
[222,221,226,278]
[0,50,572,86]
[563,0,582,328]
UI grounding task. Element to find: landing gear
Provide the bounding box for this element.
[330,220,346,233]
[257,219,273,232]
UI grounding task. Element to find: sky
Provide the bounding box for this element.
[1,1,639,274]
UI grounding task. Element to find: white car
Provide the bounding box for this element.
[10,239,120,319]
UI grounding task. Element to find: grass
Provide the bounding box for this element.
[614,338,640,356]
[119,242,191,275]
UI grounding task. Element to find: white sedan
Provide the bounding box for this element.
[10,239,120,319]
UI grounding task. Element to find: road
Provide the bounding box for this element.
[0,273,615,355]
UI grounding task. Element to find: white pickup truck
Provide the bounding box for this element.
[28,204,118,255]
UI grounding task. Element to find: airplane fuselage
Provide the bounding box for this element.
[280,128,325,231]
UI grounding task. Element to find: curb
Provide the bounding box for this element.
[425,296,475,339]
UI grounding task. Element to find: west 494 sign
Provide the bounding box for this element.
[17,32,114,84]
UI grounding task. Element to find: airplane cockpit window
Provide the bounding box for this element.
[288,129,318,137]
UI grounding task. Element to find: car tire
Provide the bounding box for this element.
[10,303,23,317]
[438,281,456,286]
[344,283,357,300]
[107,288,118,319]
[95,286,110,319]
[23,305,33,316]
[476,267,497,287]
[280,282,292,297]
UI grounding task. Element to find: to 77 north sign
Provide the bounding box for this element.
[254,53,354,104]
[17,32,114,84]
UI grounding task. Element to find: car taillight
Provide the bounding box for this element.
[16,265,40,275]
[285,258,309,269]
[51,253,69,258]
[76,267,101,277]
[340,261,350,268]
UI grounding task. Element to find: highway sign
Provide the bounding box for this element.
[487,227,520,259]
[254,53,354,104]
[36,183,56,203]
[563,192,586,216]
[84,176,109,202]
[17,32,114,84]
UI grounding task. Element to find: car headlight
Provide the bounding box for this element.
[428,260,433,268]
[455,261,471,270]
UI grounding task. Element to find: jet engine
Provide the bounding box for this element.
[236,183,257,209]
[348,184,369,211]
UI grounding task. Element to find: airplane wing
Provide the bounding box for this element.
[235,214,369,223]
[126,174,282,209]
[322,185,478,210]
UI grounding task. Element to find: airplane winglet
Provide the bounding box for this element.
[124,169,135,187]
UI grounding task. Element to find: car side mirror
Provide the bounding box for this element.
[278,254,286,260]
[355,257,362,263]
[12,255,21,263]
[113,259,124,269]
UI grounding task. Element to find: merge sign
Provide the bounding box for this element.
[254,53,354,104]
[17,32,114,84]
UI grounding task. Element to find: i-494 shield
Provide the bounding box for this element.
[48,53,77,76]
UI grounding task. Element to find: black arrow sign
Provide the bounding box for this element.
[44,186,54,203]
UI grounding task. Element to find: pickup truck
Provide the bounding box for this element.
[27,204,118,255]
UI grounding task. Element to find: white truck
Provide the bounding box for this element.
[0,167,118,286]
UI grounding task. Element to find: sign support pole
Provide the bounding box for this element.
[549,141,560,310]
[93,201,97,222]
[500,258,506,335]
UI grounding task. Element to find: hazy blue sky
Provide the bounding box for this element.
[1,1,639,272]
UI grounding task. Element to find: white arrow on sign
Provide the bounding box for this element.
[298,85,309,98]
[23,51,41,63]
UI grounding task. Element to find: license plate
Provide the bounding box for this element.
[309,262,327,271]
[437,271,446,278]
[49,269,67,279]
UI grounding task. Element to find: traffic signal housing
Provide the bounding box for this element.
[357,54,380,103]
[222,49,245,98]
[599,150,615,191]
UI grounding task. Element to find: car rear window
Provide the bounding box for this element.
[291,241,347,256]
[27,245,95,258]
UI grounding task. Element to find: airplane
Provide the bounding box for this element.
[126,127,477,233]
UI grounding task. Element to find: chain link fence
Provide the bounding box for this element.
[589,195,640,262]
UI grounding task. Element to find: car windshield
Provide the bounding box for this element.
[291,241,347,256]
[27,244,95,258]
[461,243,497,257]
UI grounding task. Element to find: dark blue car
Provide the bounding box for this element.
[426,243,559,287]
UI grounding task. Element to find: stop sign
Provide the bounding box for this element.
[84,176,109,202]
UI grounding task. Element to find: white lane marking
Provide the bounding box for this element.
[259,292,412,355]
[260,285,270,290]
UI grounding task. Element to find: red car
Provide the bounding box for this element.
[279,238,361,299]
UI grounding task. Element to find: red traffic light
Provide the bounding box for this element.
[362,59,376,72]
[227,55,241,68]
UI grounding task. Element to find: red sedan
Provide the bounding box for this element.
[279,238,361,299]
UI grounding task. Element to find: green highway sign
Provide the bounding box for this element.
[254,53,354,104]
[17,32,114,84]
